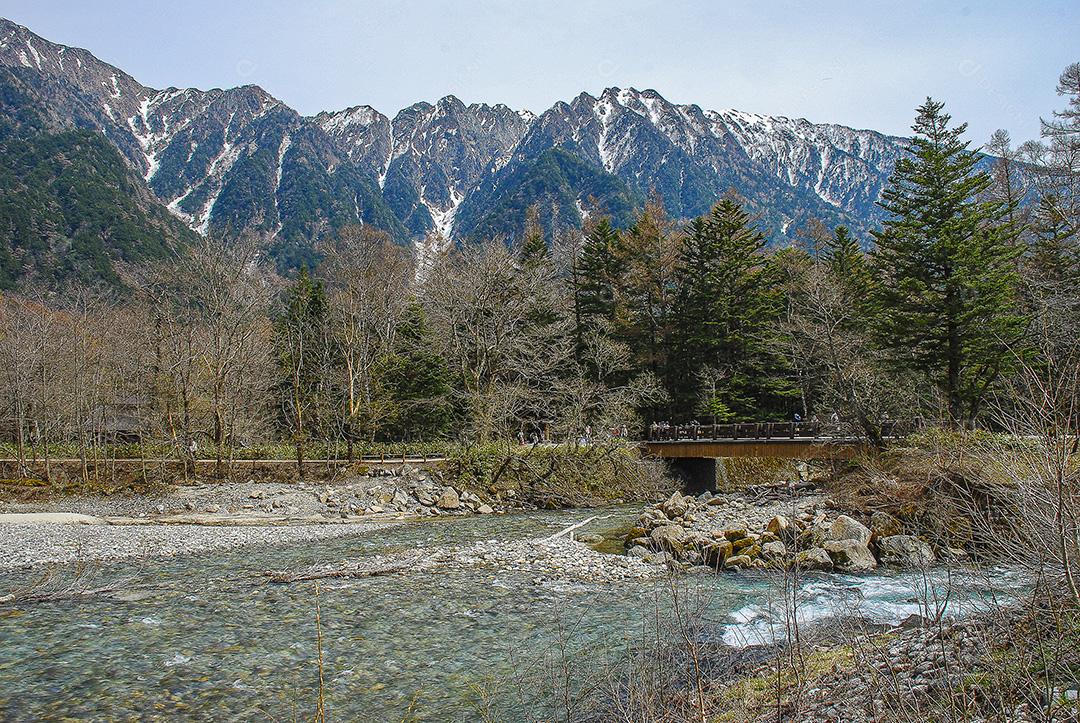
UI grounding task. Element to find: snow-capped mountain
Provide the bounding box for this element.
[316,97,532,238]
[0,16,909,272]
[456,87,903,241]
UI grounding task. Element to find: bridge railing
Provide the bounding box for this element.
[646,419,927,443]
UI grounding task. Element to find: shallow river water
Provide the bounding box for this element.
[0,508,1023,721]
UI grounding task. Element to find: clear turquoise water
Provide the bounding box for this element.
[0,510,1023,721]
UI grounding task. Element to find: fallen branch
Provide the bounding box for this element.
[546,515,603,541]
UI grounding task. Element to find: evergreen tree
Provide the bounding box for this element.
[379,302,453,440]
[519,204,548,267]
[824,227,866,285]
[572,216,627,348]
[275,267,332,476]
[619,199,681,374]
[1027,194,1080,288]
[871,98,1025,425]
[823,225,873,316]
[672,199,796,419]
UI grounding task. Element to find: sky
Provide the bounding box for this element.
[4,0,1077,143]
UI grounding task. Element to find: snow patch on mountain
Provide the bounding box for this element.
[414,232,452,282]
[424,186,464,239]
[24,39,42,69]
[128,96,161,182]
[167,189,195,223]
[318,104,379,133]
[595,96,616,172]
[575,198,590,221]
[275,133,291,191]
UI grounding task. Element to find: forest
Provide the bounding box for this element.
[1,67,1078,470]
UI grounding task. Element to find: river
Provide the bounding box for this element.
[0,508,1024,720]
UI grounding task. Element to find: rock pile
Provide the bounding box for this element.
[797,618,996,722]
[626,491,937,573]
[317,468,496,518]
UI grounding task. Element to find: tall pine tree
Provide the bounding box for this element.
[672,199,795,420]
[572,217,627,351]
[378,302,453,441]
[824,227,869,289]
[871,98,1024,425]
[519,204,548,267]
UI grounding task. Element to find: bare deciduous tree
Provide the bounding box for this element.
[320,225,413,454]
[423,240,573,443]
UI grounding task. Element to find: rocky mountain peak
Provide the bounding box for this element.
[1,15,912,273]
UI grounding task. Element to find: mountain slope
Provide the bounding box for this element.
[0,66,197,288]
[456,88,903,242]
[316,96,532,238]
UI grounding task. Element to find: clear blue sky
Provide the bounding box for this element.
[5,0,1077,143]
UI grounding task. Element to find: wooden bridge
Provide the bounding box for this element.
[644,420,915,492]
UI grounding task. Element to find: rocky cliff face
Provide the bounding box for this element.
[1,16,910,272]
[316,96,532,238]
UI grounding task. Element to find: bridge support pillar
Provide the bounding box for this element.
[668,457,717,495]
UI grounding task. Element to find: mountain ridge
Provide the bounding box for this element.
[0,16,911,274]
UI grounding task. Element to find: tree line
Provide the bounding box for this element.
[1,64,1078,468]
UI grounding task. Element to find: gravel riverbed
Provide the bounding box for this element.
[0,520,397,572]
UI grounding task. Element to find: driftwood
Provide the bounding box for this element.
[267,513,615,584]
[545,515,599,541]
[3,562,138,604]
[545,513,616,541]
[265,551,448,583]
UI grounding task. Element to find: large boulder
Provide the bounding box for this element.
[829,515,873,546]
[643,550,673,566]
[794,547,834,571]
[797,522,830,549]
[639,508,668,530]
[878,535,935,568]
[701,539,733,568]
[766,515,791,537]
[661,492,690,520]
[732,535,758,553]
[723,523,750,541]
[724,554,753,570]
[823,539,877,572]
[761,540,787,560]
[649,525,687,556]
[436,487,462,510]
[870,511,904,540]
